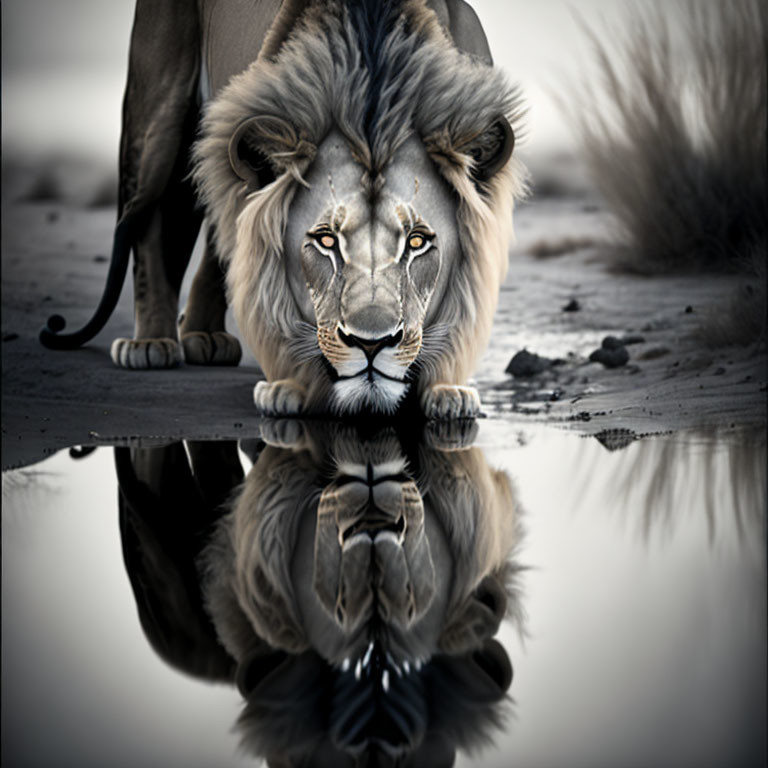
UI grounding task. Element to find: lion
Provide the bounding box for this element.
[39,0,526,418]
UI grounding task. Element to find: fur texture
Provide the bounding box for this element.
[193,0,526,412]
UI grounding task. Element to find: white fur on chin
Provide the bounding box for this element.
[332,373,408,414]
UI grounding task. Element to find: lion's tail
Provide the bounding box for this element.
[38,212,136,350]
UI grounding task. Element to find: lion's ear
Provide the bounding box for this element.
[228,114,315,187]
[466,117,515,182]
[228,117,277,187]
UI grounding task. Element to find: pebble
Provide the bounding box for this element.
[593,428,636,452]
[589,335,630,368]
[601,335,625,350]
[562,299,581,312]
[590,346,630,368]
[505,349,552,377]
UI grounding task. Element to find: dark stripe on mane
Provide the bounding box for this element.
[346,0,405,143]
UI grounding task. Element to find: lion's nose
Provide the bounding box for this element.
[338,328,403,360]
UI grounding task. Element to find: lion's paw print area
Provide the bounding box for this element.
[181,331,242,366]
[111,338,183,369]
[423,384,481,420]
[253,379,306,416]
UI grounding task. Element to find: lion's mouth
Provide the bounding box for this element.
[337,366,406,384]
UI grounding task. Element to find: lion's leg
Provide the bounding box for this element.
[111,180,203,369]
[110,0,202,370]
[179,230,242,366]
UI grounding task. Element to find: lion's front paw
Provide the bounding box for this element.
[425,418,479,451]
[259,418,307,448]
[422,384,481,420]
[181,331,242,366]
[253,379,306,416]
[111,338,182,369]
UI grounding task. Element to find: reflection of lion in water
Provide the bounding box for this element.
[114,424,524,763]
[202,421,524,666]
[199,421,525,762]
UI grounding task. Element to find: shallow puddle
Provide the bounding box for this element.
[2,423,765,768]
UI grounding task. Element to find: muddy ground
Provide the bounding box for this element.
[2,195,766,470]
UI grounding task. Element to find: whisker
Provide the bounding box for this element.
[287,321,322,363]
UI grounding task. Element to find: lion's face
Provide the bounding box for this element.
[282,131,459,413]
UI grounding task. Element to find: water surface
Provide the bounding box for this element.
[2,423,765,768]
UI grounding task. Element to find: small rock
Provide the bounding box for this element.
[93,254,108,263]
[601,335,625,350]
[506,349,552,377]
[562,299,581,312]
[594,429,637,452]
[2,332,19,342]
[713,367,726,375]
[684,305,694,313]
[589,346,630,368]
[620,334,645,345]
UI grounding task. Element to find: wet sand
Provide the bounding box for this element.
[2,197,766,470]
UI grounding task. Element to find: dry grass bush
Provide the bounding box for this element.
[570,0,767,344]
[574,0,766,271]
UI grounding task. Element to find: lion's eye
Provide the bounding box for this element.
[408,234,427,250]
[319,234,336,249]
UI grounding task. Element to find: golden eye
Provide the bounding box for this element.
[319,234,336,249]
[408,234,425,250]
